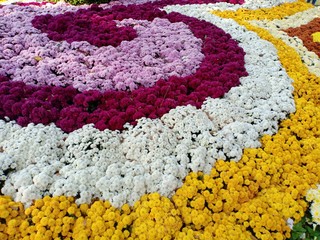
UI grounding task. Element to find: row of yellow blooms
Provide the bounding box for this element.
[1,0,320,239]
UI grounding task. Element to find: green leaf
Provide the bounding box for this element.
[306,225,314,234]
[293,223,306,233]
[291,232,302,240]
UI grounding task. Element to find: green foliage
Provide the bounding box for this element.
[289,211,320,240]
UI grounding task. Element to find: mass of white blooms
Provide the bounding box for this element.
[241,0,296,8]
[0,2,295,207]
[168,0,298,12]
[250,7,320,77]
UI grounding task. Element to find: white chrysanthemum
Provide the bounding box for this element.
[311,202,320,225]
[306,186,320,225]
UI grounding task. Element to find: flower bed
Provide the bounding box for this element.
[0,0,320,239]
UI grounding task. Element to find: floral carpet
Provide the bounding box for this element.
[0,0,320,239]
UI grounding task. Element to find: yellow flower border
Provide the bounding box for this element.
[1,1,320,239]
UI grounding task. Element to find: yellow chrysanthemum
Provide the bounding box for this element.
[312,32,320,43]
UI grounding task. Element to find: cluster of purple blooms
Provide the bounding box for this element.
[16,2,54,6]
[15,0,244,7]
[114,0,244,7]
[0,4,247,132]
[32,9,138,48]
[3,3,204,92]
[28,16,204,92]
